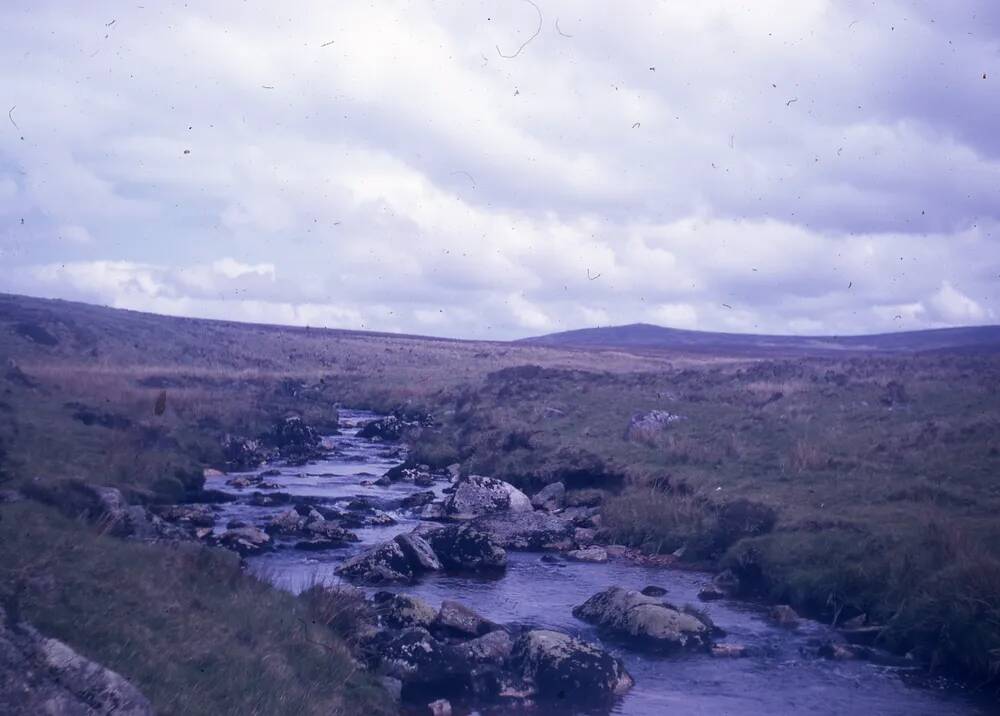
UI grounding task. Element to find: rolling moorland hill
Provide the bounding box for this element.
[521,322,1000,355]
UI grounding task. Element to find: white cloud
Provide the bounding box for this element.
[0,0,997,338]
[928,281,989,324]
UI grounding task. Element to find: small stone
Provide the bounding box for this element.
[711,644,748,658]
[567,546,608,562]
[428,698,452,716]
[640,585,667,597]
[698,585,726,601]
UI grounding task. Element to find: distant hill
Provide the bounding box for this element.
[519,322,1000,355]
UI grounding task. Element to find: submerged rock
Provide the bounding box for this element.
[573,587,711,651]
[510,629,634,700]
[444,476,532,518]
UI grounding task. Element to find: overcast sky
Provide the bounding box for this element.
[1,1,998,339]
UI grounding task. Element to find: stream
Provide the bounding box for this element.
[205,410,993,716]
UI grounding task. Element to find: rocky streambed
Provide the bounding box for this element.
[189,410,989,716]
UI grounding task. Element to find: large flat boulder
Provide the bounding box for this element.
[444,476,532,518]
[471,510,573,550]
[573,587,711,651]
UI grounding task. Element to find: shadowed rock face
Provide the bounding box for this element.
[0,607,152,715]
[573,587,711,651]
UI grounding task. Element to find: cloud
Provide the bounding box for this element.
[928,281,990,323]
[0,0,997,338]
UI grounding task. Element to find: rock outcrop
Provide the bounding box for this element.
[0,607,153,715]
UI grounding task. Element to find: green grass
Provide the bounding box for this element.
[0,501,392,716]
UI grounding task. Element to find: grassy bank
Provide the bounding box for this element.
[0,500,392,716]
[411,359,1000,684]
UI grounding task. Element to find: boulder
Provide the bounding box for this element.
[444,476,532,518]
[420,502,447,520]
[337,534,442,583]
[153,504,215,528]
[770,604,800,627]
[221,434,267,471]
[218,526,271,555]
[697,585,726,602]
[336,540,416,583]
[396,533,443,571]
[471,510,573,550]
[567,546,608,563]
[358,415,406,441]
[303,521,359,544]
[510,630,633,700]
[423,524,507,571]
[373,592,438,630]
[531,482,565,511]
[428,699,452,716]
[572,587,710,651]
[452,629,513,665]
[374,628,471,686]
[401,491,437,510]
[625,410,684,442]
[265,416,322,463]
[0,608,153,715]
[266,508,307,535]
[434,600,496,638]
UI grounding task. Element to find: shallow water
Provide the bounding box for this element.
[206,409,994,716]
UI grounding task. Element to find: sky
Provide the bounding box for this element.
[1,0,998,339]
